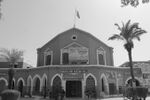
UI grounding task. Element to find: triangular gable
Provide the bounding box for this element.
[63,42,88,50]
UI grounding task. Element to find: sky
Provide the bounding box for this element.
[0,0,150,67]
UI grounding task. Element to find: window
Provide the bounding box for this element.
[98,54,104,65]
[62,53,69,64]
[71,35,77,40]
[46,55,51,65]
[97,48,105,65]
[44,49,53,65]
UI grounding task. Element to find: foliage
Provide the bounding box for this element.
[0,48,24,65]
[123,87,148,99]
[85,86,97,99]
[1,89,20,100]
[121,0,149,7]
[108,20,146,86]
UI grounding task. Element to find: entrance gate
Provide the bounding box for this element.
[66,80,82,98]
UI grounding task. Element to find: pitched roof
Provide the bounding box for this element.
[38,27,113,51]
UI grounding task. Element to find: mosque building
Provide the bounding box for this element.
[0,28,147,99]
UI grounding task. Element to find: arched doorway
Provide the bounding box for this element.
[33,77,40,95]
[51,76,62,99]
[18,80,24,97]
[85,75,96,98]
[66,80,82,98]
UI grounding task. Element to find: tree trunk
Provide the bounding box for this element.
[8,68,14,89]
[128,49,135,87]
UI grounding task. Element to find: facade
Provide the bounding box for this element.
[0,28,146,99]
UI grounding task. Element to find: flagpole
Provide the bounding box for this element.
[73,9,76,28]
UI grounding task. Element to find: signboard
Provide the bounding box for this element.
[63,72,83,80]
[69,47,88,61]
[61,69,87,73]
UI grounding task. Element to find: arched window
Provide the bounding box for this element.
[62,52,69,64]
[102,78,105,92]
[44,49,53,65]
[97,48,105,65]
[85,75,96,98]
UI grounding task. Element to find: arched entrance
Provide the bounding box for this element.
[85,75,96,98]
[33,77,40,95]
[18,80,24,97]
[66,80,82,98]
[51,76,62,99]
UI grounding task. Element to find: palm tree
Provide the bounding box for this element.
[0,48,24,89]
[108,20,147,87]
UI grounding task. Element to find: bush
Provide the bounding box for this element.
[85,86,97,99]
[1,89,20,100]
[123,87,148,100]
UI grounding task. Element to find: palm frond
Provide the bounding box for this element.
[128,22,139,34]
[108,34,124,40]
[0,48,24,63]
[114,23,122,31]
[125,20,131,31]
[131,29,147,41]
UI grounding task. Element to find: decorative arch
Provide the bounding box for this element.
[125,77,140,86]
[100,73,109,94]
[0,77,8,86]
[17,77,25,86]
[41,73,48,91]
[33,74,41,82]
[27,75,32,95]
[0,77,8,93]
[27,75,32,86]
[85,73,97,86]
[32,74,41,94]
[97,47,106,65]
[41,74,47,86]
[44,48,53,65]
[51,74,62,86]
[17,77,25,96]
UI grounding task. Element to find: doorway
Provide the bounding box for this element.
[66,80,82,98]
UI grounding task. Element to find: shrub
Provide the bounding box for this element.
[85,86,97,99]
[1,89,20,100]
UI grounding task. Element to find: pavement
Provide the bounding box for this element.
[1,96,150,100]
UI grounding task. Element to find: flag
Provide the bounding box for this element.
[76,10,80,19]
